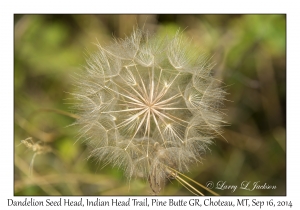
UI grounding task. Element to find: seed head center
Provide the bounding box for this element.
[144,95,159,111]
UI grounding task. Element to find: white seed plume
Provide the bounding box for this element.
[73,28,226,194]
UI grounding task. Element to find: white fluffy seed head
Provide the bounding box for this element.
[72,28,226,194]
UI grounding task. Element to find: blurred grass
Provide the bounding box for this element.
[14,14,286,195]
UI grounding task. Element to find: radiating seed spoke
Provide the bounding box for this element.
[155,93,182,106]
[153,72,181,104]
[152,109,188,127]
[120,68,148,103]
[116,109,148,129]
[133,63,149,101]
[102,107,145,114]
[125,109,149,150]
[151,110,167,147]
[109,80,144,104]
[104,85,144,106]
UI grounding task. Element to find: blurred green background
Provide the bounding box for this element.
[14,14,286,195]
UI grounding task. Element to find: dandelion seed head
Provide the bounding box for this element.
[72,28,225,194]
